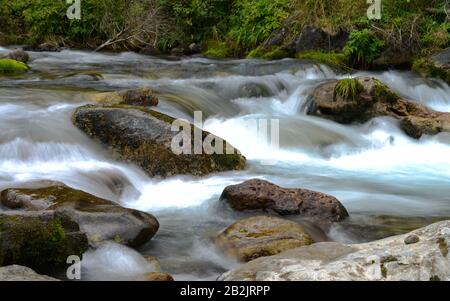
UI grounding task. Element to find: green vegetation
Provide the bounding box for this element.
[335,78,364,100]
[247,46,289,60]
[0,59,29,74]
[372,78,399,102]
[412,57,450,84]
[0,0,448,71]
[203,41,232,59]
[344,29,385,68]
[297,51,350,70]
[228,0,290,50]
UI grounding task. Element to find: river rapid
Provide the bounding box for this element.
[1,48,450,280]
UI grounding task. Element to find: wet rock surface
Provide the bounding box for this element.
[308,77,450,138]
[218,220,450,281]
[220,179,348,221]
[72,105,246,177]
[1,184,159,248]
[216,215,313,262]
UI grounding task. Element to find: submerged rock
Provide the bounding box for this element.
[308,77,450,138]
[0,265,59,281]
[218,220,450,281]
[92,88,159,107]
[0,184,159,248]
[220,179,348,221]
[72,105,246,177]
[0,211,88,274]
[216,216,313,262]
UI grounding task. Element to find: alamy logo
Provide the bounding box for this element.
[170,111,280,165]
[367,0,382,20]
[66,0,81,20]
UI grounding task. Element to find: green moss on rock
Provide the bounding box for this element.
[0,59,29,75]
[297,51,350,70]
[412,57,450,85]
[247,46,289,60]
[0,213,88,275]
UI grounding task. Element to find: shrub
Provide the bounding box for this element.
[228,0,290,50]
[335,78,364,100]
[344,29,385,68]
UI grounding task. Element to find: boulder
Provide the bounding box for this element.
[187,43,202,55]
[91,88,159,107]
[218,220,450,281]
[72,105,246,177]
[216,216,313,262]
[413,48,450,84]
[308,77,450,138]
[0,265,59,281]
[220,179,348,222]
[0,184,159,248]
[282,26,348,54]
[0,211,88,274]
[0,49,29,63]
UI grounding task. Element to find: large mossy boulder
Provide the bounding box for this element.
[72,105,246,177]
[1,184,159,248]
[216,216,313,262]
[0,212,88,275]
[0,59,29,75]
[308,77,450,139]
[220,179,348,222]
[413,48,450,84]
[219,220,450,281]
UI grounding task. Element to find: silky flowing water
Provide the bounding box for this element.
[1,49,450,280]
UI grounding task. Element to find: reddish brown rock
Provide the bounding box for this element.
[220,179,348,222]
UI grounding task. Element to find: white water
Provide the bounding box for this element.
[1,50,450,280]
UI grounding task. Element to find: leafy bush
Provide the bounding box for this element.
[228,0,290,50]
[344,29,385,68]
[159,0,233,43]
[335,78,364,100]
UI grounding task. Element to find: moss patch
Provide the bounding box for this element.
[412,57,450,84]
[372,78,400,102]
[0,59,29,75]
[203,41,232,58]
[0,214,88,274]
[247,46,289,60]
[297,51,350,70]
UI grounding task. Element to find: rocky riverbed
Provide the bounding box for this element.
[1,47,450,281]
